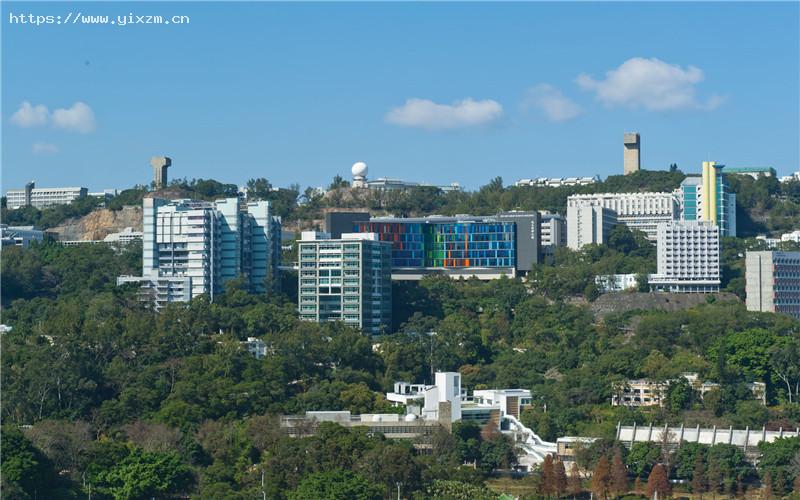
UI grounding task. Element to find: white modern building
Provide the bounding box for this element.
[119,197,281,309]
[539,211,567,257]
[103,227,143,245]
[515,176,599,188]
[298,231,392,335]
[595,273,639,293]
[745,251,800,319]
[242,337,269,359]
[0,225,45,248]
[566,205,618,250]
[6,181,88,210]
[648,221,721,293]
[349,162,461,192]
[567,192,677,242]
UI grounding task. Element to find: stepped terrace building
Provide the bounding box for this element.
[349,212,540,280]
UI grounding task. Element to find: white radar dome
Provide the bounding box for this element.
[351,162,368,178]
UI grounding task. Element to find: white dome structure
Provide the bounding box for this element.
[351,161,368,188]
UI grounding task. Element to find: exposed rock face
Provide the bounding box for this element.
[50,206,142,241]
[590,292,740,319]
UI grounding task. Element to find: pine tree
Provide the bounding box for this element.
[554,460,568,498]
[592,455,611,500]
[646,463,671,500]
[541,454,555,497]
[763,471,773,500]
[610,448,628,498]
[691,453,706,497]
[568,462,582,499]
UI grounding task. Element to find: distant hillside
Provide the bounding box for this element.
[49,205,142,241]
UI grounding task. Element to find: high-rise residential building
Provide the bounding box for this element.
[348,211,541,280]
[675,162,737,237]
[539,211,567,257]
[745,251,800,319]
[566,205,618,250]
[566,192,677,241]
[120,197,280,308]
[623,132,640,175]
[298,232,392,335]
[648,221,720,293]
[5,181,88,210]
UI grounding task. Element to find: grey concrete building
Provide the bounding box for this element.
[150,156,171,189]
[746,251,800,319]
[623,132,640,175]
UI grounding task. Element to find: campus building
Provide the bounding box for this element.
[675,162,736,237]
[6,181,88,210]
[298,232,392,335]
[118,197,281,308]
[348,212,541,280]
[566,205,617,250]
[0,225,45,248]
[567,192,677,241]
[514,176,599,188]
[539,211,567,258]
[745,251,800,319]
[648,221,721,293]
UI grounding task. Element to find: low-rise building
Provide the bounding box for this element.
[595,274,639,293]
[515,176,599,188]
[722,166,776,179]
[242,337,269,359]
[0,225,45,248]
[6,181,88,210]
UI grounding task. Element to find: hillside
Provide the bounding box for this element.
[49,205,142,241]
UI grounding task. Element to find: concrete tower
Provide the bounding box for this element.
[623,132,640,175]
[150,156,171,189]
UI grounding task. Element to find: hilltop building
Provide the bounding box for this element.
[118,197,281,309]
[746,251,800,319]
[0,225,45,248]
[298,231,392,335]
[150,156,171,189]
[515,176,599,188]
[566,192,677,242]
[722,166,775,179]
[349,162,461,192]
[6,181,88,210]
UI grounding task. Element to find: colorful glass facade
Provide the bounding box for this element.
[355,220,516,269]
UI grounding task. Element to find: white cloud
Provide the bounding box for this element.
[576,57,724,111]
[522,84,582,122]
[32,142,59,155]
[385,98,503,130]
[52,101,96,133]
[11,101,49,127]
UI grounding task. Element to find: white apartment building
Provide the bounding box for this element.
[648,221,720,293]
[120,197,281,309]
[567,192,677,241]
[746,251,800,319]
[539,211,567,257]
[566,205,618,250]
[515,176,599,188]
[0,225,45,248]
[103,227,143,245]
[298,232,392,335]
[6,182,88,210]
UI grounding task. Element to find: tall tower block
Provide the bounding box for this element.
[623,132,640,175]
[150,156,171,189]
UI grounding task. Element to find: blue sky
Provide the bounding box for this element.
[3,2,798,192]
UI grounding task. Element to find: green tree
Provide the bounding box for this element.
[625,442,661,479]
[94,448,193,500]
[288,469,382,500]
